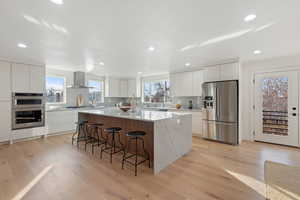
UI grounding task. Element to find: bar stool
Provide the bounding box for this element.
[122,131,150,176]
[100,127,124,163]
[85,123,105,154]
[72,120,88,146]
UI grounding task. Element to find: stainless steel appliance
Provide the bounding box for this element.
[202,80,238,145]
[12,93,45,130]
[12,93,45,108]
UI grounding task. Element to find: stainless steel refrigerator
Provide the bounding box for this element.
[202,80,238,145]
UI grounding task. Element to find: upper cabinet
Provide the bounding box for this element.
[192,70,203,96]
[30,66,45,93]
[106,77,137,97]
[220,62,239,81]
[170,70,203,97]
[203,62,239,82]
[12,63,45,93]
[12,63,30,93]
[0,61,11,100]
[119,80,128,97]
[128,79,137,97]
[203,66,221,82]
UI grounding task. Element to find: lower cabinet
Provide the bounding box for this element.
[46,110,78,134]
[173,110,202,135]
[191,112,202,135]
[0,101,11,142]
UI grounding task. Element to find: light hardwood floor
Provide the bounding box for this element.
[0,134,300,200]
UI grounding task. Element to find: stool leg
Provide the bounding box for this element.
[141,137,151,168]
[92,127,96,154]
[135,137,138,176]
[110,132,115,163]
[122,137,130,169]
[77,124,82,148]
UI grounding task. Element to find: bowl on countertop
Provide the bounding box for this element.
[119,106,131,112]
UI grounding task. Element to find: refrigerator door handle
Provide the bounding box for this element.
[216,85,219,121]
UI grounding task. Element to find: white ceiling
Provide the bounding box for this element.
[1,0,300,77]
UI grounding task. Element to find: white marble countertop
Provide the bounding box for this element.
[144,107,203,112]
[79,108,191,122]
[46,106,105,112]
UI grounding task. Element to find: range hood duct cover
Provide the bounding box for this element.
[68,71,91,88]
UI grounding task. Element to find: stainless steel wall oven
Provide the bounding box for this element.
[12,93,45,130]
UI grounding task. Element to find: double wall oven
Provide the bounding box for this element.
[12,93,45,130]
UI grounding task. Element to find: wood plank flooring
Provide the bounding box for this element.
[0,134,300,200]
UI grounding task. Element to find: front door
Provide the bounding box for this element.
[254,71,299,147]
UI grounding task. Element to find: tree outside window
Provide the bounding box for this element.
[143,79,170,103]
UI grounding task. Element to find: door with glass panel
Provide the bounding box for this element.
[254,71,299,147]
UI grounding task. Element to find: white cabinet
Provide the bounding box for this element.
[12,63,30,92]
[106,78,137,97]
[170,71,203,97]
[30,66,45,93]
[180,72,193,96]
[128,79,137,97]
[46,110,77,134]
[119,80,128,97]
[0,61,11,100]
[192,71,203,96]
[0,101,11,142]
[106,78,120,97]
[203,66,220,82]
[203,62,239,82]
[12,63,45,93]
[220,63,239,80]
[191,112,202,135]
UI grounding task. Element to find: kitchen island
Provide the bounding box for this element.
[78,108,192,174]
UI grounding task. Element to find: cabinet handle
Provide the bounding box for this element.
[293,113,297,116]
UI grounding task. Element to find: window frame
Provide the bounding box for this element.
[142,76,170,103]
[87,79,105,104]
[45,75,67,105]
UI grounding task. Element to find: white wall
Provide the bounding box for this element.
[240,54,300,141]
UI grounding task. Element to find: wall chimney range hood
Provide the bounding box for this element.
[68,71,92,89]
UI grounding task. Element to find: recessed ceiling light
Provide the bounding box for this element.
[50,0,63,5]
[185,63,191,67]
[18,43,27,48]
[244,14,256,22]
[253,50,262,55]
[148,46,155,51]
[99,62,104,66]
[138,72,143,74]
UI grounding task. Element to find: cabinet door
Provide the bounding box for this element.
[0,61,11,100]
[46,111,77,134]
[109,79,120,97]
[119,80,128,97]
[220,63,239,80]
[12,63,30,92]
[30,66,45,93]
[203,66,220,82]
[128,79,136,97]
[192,112,202,135]
[192,71,203,96]
[181,72,193,96]
[0,101,11,142]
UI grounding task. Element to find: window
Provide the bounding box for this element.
[143,79,170,103]
[46,76,66,104]
[88,80,104,104]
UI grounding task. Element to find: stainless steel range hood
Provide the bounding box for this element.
[68,71,92,89]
